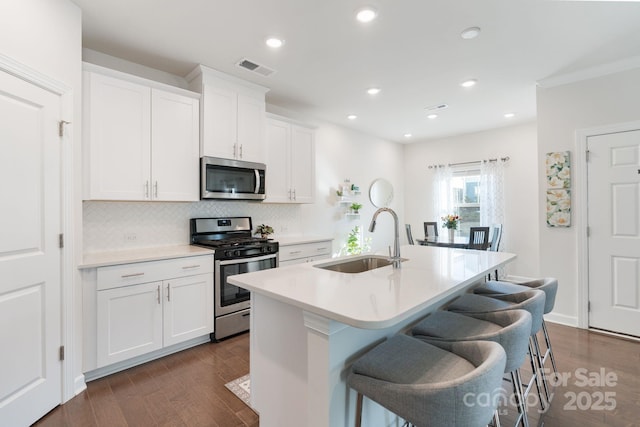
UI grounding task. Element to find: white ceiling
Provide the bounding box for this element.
[72,0,640,143]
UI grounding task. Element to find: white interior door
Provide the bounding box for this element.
[587,128,640,337]
[0,71,62,424]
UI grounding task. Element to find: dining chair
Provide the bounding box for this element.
[423,221,438,237]
[405,224,415,245]
[488,224,503,279]
[468,226,490,250]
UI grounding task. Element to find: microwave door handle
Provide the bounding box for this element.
[254,169,260,194]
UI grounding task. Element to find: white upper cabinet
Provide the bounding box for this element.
[188,65,268,163]
[264,115,316,203]
[151,89,199,201]
[83,64,200,201]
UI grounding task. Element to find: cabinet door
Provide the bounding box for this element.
[290,125,315,203]
[201,84,237,158]
[163,274,214,347]
[237,94,266,162]
[97,281,163,367]
[85,72,151,200]
[151,89,199,201]
[264,119,292,202]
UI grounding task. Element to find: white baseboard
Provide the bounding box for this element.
[544,312,579,327]
[73,374,87,397]
[84,335,211,382]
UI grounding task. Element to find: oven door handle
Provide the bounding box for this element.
[217,253,277,266]
[254,169,261,194]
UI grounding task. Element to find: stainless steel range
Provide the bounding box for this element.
[190,217,278,341]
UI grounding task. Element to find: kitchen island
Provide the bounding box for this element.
[228,245,516,427]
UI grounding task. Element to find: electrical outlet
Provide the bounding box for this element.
[124,233,137,242]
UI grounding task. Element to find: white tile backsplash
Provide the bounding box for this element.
[83,200,302,253]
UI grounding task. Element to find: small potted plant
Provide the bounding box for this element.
[350,202,363,214]
[255,224,274,239]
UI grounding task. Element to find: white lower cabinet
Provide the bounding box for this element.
[96,256,213,368]
[278,240,332,267]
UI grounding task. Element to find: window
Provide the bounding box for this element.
[451,169,481,236]
[433,160,505,239]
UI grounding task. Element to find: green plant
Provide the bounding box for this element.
[255,224,274,236]
[350,202,363,213]
[345,226,371,255]
[336,189,343,197]
[346,226,362,255]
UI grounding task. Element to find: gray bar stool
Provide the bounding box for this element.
[411,309,532,427]
[446,290,549,411]
[347,334,506,427]
[473,277,558,382]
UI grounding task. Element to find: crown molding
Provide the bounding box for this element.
[537,55,640,88]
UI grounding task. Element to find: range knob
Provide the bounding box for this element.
[234,250,241,257]
[225,250,233,257]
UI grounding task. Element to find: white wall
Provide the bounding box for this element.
[402,123,540,277]
[1,0,83,400]
[537,67,640,326]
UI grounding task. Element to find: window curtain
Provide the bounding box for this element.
[479,159,506,247]
[432,165,454,221]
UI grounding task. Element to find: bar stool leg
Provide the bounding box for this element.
[542,320,558,375]
[528,338,547,411]
[514,370,530,427]
[532,334,552,402]
[355,392,363,427]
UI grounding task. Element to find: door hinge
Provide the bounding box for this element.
[58,120,70,137]
[588,301,591,312]
[59,345,65,361]
[586,226,590,237]
[585,150,590,162]
[59,233,64,248]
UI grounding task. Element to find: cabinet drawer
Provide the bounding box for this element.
[279,241,332,262]
[97,255,213,291]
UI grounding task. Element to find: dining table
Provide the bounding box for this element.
[416,235,471,249]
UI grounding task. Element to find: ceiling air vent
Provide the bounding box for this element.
[425,103,449,111]
[236,58,276,77]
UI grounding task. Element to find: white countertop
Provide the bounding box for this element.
[80,245,214,269]
[229,245,516,329]
[273,235,333,246]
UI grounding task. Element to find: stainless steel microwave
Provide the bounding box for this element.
[200,156,266,200]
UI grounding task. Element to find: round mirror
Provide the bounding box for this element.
[369,178,394,207]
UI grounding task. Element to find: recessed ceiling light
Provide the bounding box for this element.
[504,112,515,119]
[367,87,381,95]
[265,38,284,48]
[461,27,481,40]
[460,79,477,88]
[427,114,438,119]
[356,7,377,23]
[347,114,358,120]
[404,133,412,138]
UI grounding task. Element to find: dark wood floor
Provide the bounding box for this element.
[35,323,639,426]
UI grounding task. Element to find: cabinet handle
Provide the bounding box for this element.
[156,285,160,304]
[239,144,243,158]
[182,264,200,269]
[317,247,327,251]
[166,283,171,302]
[154,181,158,198]
[121,272,145,278]
[293,189,296,201]
[288,189,292,200]
[289,250,302,255]
[145,181,149,199]
[233,143,237,158]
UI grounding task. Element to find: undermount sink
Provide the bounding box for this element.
[314,255,405,274]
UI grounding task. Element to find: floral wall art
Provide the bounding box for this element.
[546,151,571,227]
